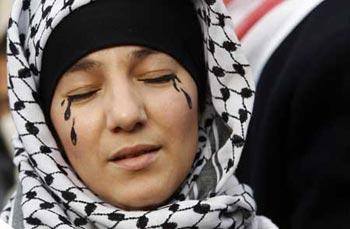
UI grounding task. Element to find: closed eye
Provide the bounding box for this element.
[137,74,181,84]
[68,90,99,102]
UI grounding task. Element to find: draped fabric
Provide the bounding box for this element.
[1,0,276,228]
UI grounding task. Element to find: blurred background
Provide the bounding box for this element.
[0,0,16,209]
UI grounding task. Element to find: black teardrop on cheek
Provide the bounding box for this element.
[181,88,192,109]
[171,75,182,92]
[64,99,72,121]
[71,119,77,146]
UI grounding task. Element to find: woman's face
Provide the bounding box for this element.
[50,46,199,210]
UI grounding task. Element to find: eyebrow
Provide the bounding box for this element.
[131,48,160,61]
[66,59,101,74]
[65,47,161,74]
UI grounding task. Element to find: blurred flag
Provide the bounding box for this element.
[225,0,283,39]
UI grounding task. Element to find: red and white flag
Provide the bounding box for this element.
[225,0,283,39]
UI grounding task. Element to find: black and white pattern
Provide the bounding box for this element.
[1,0,276,228]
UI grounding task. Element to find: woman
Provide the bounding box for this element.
[1,0,276,228]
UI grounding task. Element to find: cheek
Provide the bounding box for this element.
[50,102,102,162]
[144,81,199,157]
[146,81,197,126]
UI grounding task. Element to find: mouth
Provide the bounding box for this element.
[109,144,161,171]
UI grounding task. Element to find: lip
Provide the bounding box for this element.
[109,144,161,171]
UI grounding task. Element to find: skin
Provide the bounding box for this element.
[50,46,199,210]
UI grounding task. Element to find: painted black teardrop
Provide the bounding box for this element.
[171,75,181,92]
[61,99,65,107]
[181,88,192,109]
[172,79,180,92]
[71,119,77,145]
[64,98,72,121]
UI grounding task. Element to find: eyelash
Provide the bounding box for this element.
[67,74,178,102]
[138,74,179,84]
[68,90,98,102]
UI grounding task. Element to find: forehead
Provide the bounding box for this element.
[66,46,177,74]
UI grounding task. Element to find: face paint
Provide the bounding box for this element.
[180,88,192,109]
[61,98,77,145]
[171,74,181,92]
[138,74,192,109]
[70,118,77,145]
[64,98,72,121]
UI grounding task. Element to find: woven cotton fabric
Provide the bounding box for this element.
[1,0,276,228]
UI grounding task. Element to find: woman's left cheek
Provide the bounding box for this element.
[158,93,197,132]
[59,98,79,146]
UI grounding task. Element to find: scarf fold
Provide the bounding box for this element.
[1,0,276,228]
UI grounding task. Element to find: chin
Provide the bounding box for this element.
[108,182,174,210]
[112,193,169,211]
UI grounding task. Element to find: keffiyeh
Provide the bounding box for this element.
[1,0,276,228]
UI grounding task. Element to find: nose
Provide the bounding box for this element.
[105,82,147,132]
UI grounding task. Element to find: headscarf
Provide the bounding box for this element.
[1,0,276,228]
